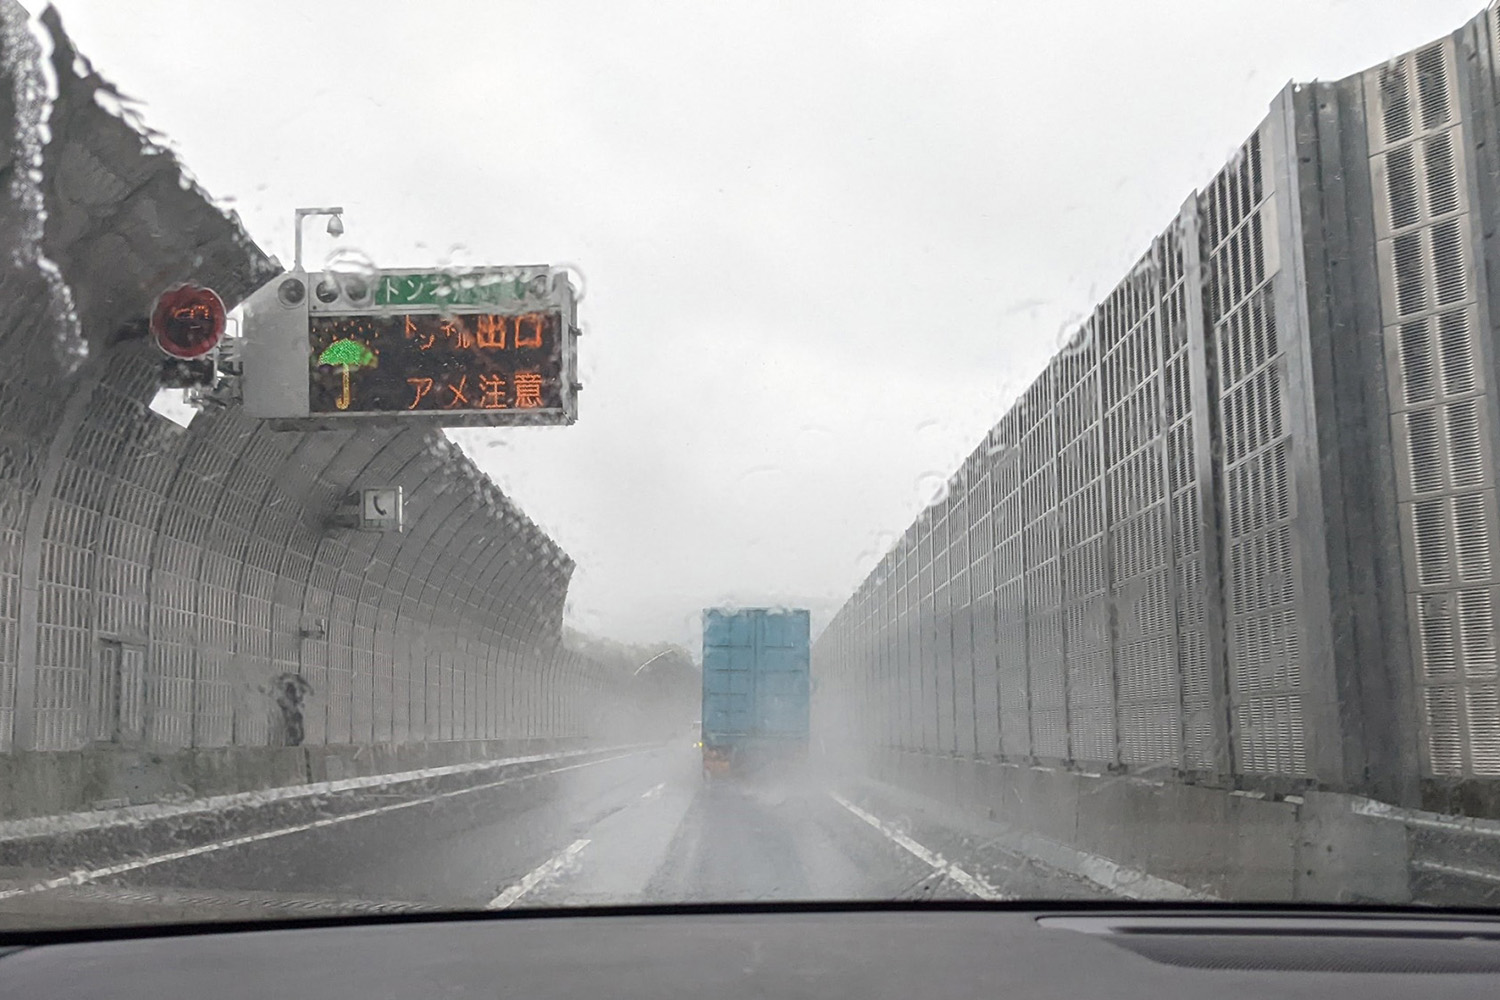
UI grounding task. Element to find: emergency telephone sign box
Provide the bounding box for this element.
[359,487,403,533]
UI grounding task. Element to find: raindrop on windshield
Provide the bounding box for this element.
[1054,313,1091,356]
[323,246,379,301]
[549,263,588,302]
[915,472,950,507]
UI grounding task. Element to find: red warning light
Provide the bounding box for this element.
[151,284,226,360]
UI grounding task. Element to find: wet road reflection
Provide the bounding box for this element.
[0,744,1106,927]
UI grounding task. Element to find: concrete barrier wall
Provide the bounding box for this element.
[861,747,1418,903]
[0,6,615,790]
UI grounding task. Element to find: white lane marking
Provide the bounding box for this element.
[486,839,591,909]
[850,776,1214,901]
[1413,859,1500,885]
[0,751,646,903]
[640,782,665,800]
[0,743,656,844]
[830,792,1012,901]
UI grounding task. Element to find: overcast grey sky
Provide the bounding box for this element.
[35,0,1486,648]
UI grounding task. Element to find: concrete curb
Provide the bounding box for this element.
[0,738,605,824]
[858,748,1421,903]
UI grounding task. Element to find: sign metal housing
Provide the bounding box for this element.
[242,266,579,429]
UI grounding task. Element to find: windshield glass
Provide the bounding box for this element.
[2,0,1498,928]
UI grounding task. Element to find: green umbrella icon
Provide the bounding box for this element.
[318,338,376,410]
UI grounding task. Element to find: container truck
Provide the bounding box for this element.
[700,607,811,779]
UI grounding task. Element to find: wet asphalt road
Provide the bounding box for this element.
[0,743,1106,928]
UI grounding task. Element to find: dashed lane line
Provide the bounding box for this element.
[640,782,666,800]
[830,792,1013,901]
[0,750,646,903]
[486,839,591,909]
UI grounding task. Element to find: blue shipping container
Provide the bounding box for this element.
[701,607,810,775]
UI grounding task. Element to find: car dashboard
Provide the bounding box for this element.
[1,903,1498,998]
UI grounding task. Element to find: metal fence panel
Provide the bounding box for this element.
[1206,126,1314,777]
[1368,35,1500,778]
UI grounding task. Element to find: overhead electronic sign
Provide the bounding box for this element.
[309,311,564,415]
[241,265,580,429]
